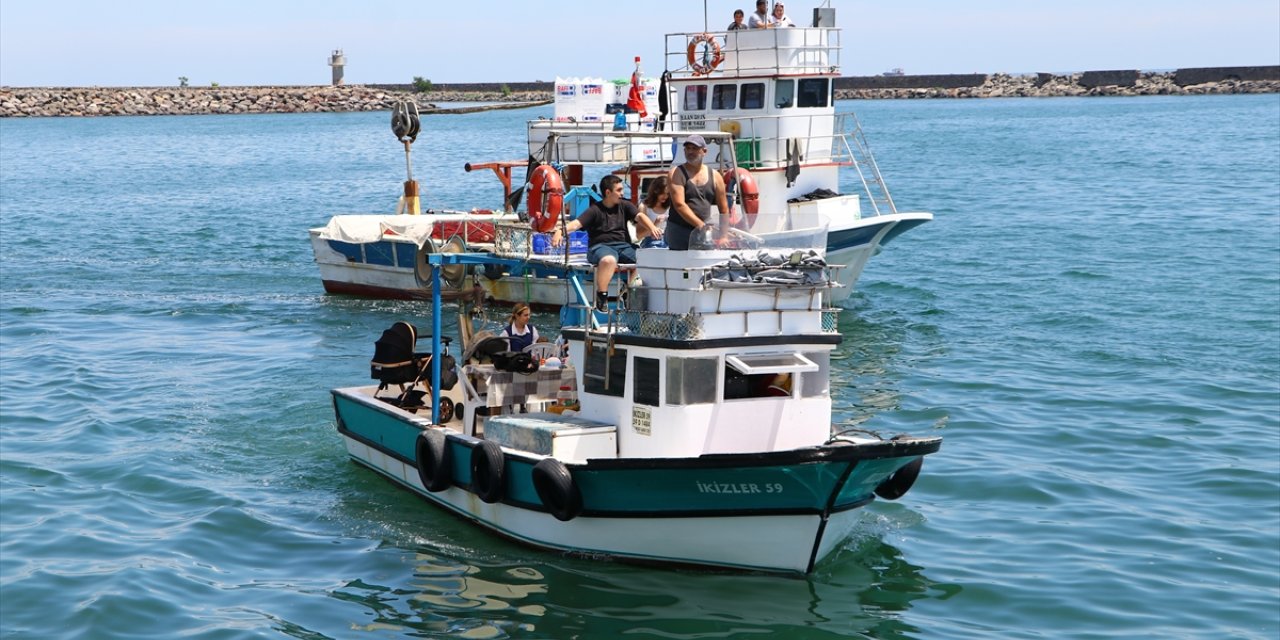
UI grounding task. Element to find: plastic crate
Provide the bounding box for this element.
[529,230,588,254]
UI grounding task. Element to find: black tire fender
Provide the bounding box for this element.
[532,458,583,521]
[415,429,452,493]
[874,457,923,501]
[470,440,505,503]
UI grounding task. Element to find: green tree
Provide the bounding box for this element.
[178,76,189,87]
[412,76,433,93]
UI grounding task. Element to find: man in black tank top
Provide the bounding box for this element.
[667,134,729,251]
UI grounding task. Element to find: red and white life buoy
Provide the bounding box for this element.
[527,164,564,233]
[722,167,760,228]
[687,34,723,76]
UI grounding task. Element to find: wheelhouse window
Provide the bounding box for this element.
[774,79,795,108]
[683,85,708,111]
[723,352,817,400]
[798,78,830,108]
[800,351,830,398]
[665,356,718,405]
[584,344,627,397]
[711,84,737,110]
[739,83,765,110]
[725,353,818,375]
[633,357,660,406]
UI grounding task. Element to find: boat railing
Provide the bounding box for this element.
[664,28,841,79]
[525,116,896,216]
[609,306,841,340]
[710,112,897,216]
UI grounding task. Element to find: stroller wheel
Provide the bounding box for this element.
[438,397,455,423]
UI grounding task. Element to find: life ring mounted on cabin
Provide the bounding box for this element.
[722,167,760,228]
[687,33,724,76]
[526,164,565,233]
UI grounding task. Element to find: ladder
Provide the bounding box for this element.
[839,113,898,216]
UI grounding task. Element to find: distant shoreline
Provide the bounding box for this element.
[2,66,1276,118]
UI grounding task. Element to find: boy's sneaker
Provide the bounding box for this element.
[595,291,609,312]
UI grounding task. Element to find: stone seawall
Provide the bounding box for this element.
[3,66,1277,117]
[834,70,1280,100]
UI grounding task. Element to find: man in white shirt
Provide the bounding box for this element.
[747,0,772,28]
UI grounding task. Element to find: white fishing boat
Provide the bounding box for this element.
[328,113,942,574]
[312,6,930,307]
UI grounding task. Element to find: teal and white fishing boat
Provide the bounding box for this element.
[329,136,942,571]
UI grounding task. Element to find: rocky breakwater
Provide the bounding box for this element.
[0,85,551,118]
[835,68,1280,99]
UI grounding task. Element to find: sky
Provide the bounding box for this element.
[1,1,1278,87]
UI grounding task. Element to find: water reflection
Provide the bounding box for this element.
[327,528,956,639]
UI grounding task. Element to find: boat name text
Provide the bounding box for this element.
[695,481,783,494]
[678,113,707,130]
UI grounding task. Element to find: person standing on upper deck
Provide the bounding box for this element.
[666,135,729,251]
[771,2,795,27]
[748,0,773,28]
[552,175,659,311]
[728,9,747,30]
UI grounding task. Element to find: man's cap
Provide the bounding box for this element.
[683,134,707,148]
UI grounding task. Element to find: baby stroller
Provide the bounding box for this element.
[370,321,459,421]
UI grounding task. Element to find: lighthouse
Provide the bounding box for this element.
[328,49,346,86]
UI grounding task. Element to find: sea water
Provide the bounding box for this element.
[1,95,1277,639]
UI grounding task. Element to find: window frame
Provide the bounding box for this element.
[584,344,627,397]
[797,78,830,108]
[711,84,738,110]
[739,82,765,110]
[774,79,795,109]
[683,84,708,111]
[725,352,818,376]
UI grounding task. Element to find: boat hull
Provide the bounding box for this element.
[824,211,933,302]
[313,212,933,306]
[332,386,940,574]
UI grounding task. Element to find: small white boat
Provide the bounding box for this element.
[310,210,505,301]
[329,176,942,572]
[311,8,930,308]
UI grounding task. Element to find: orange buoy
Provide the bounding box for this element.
[722,167,760,228]
[687,34,723,76]
[527,165,564,232]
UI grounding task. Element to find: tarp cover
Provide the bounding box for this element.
[316,215,436,247]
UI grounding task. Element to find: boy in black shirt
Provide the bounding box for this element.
[552,175,660,311]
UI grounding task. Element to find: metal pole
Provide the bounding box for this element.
[430,256,442,424]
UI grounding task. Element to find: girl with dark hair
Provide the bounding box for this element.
[639,176,670,248]
[501,303,539,351]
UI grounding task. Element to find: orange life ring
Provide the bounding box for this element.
[722,167,760,227]
[687,34,723,76]
[527,164,564,233]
